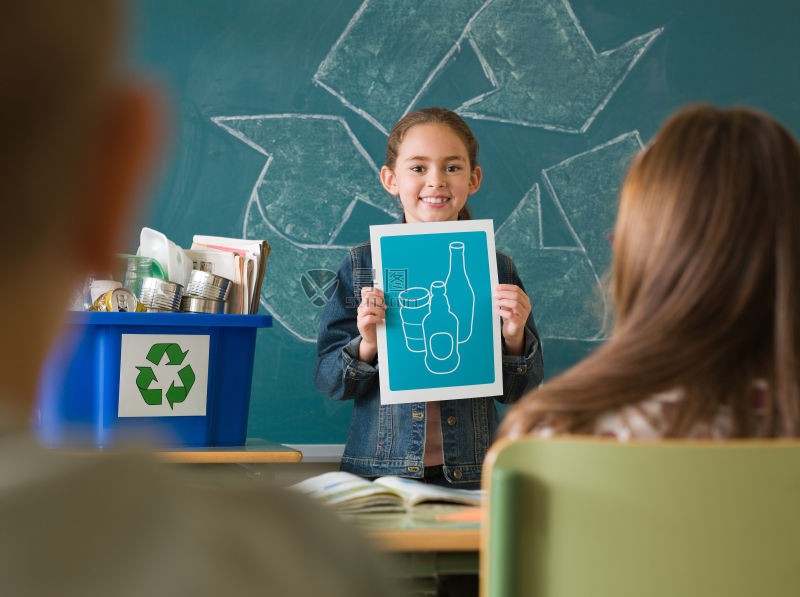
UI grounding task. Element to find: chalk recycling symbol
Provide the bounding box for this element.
[135,343,196,409]
[213,0,664,345]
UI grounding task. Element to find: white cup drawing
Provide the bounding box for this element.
[398,287,430,352]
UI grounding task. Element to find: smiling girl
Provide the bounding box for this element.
[314,107,543,488]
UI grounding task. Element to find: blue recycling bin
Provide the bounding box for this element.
[37,311,271,448]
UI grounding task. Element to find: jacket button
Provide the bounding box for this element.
[407,466,420,473]
[412,412,424,419]
[447,416,457,426]
[453,469,463,479]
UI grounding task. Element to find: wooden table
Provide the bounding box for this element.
[343,505,482,596]
[347,504,481,551]
[158,438,302,464]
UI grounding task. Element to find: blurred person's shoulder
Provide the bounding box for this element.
[0,416,405,597]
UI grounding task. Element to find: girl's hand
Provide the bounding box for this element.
[494,284,530,356]
[357,287,386,363]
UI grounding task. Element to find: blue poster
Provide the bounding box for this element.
[370,220,502,404]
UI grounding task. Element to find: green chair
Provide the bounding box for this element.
[481,437,800,597]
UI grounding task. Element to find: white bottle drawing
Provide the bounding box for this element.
[444,241,474,344]
[398,287,430,352]
[422,281,460,374]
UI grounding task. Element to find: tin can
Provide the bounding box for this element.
[180,295,227,314]
[138,277,184,312]
[89,288,146,313]
[185,269,232,301]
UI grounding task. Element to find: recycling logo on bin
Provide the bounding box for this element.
[118,334,210,417]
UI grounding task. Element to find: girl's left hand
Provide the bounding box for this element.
[494,284,530,356]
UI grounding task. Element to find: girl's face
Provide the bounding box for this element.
[380,123,482,223]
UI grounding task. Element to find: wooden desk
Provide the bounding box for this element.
[158,438,302,464]
[158,438,302,488]
[343,505,481,596]
[346,504,480,551]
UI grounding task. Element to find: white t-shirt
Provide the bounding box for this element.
[533,384,768,440]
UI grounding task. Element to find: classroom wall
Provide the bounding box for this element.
[131,0,800,449]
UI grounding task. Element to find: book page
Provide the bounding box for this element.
[251,241,270,313]
[291,471,404,513]
[242,256,254,314]
[185,248,238,280]
[373,476,483,508]
[233,254,247,314]
[191,235,269,314]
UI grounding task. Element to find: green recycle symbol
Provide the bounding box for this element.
[135,343,195,409]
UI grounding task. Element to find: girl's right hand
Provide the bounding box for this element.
[357,287,386,363]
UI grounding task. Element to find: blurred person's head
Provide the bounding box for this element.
[501,105,800,438]
[0,2,161,413]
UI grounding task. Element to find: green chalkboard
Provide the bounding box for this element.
[131,0,800,446]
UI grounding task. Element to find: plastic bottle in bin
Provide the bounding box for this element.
[117,253,167,298]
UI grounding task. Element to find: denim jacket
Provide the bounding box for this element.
[314,242,544,487]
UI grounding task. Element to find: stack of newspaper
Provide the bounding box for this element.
[186,235,270,314]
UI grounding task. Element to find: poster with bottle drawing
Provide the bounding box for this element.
[370,219,502,405]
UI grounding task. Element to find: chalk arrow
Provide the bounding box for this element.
[497,185,601,339]
[496,132,642,339]
[458,0,662,132]
[542,131,643,273]
[314,0,489,133]
[241,194,349,343]
[213,114,398,246]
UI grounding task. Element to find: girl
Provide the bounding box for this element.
[315,107,544,488]
[500,104,800,440]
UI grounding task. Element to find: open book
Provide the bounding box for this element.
[187,235,270,314]
[290,471,483,514]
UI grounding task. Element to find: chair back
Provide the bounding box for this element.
[481,437,800,597]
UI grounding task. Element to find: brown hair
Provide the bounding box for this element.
[385,107,479,220]
[501,105,800,439]
[0,2,120,246]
